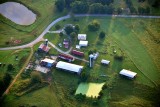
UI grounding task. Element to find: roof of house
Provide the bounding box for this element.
[38,43,50,52]
[56,61,83,73]
[78,34,87,40]
[119,69,137,78]
[79,41,88,46]
[101,59,110,64]
[41,58,55,64]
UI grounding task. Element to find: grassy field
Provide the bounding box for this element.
[1,17,160,107]
[75,83,105,98]
[0,48,31,77]
[0,0,67,47]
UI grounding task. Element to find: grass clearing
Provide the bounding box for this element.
[75,83,105,98]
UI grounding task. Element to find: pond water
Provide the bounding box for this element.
[0,2,36,25]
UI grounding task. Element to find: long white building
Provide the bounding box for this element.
[56,61,83,74]
[119,69,137,79]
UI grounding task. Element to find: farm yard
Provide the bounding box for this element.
[1,16,159,107]
[0,0,160,107]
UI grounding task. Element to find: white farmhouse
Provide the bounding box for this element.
[78,34,87,40]
[79,41,88,47]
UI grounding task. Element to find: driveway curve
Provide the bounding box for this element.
[0,14,160,51]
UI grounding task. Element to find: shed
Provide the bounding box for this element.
[40,58,56,68]
[58,54,74,62]
[56,61,83,74]
[79,41,88,47]
[119,69,137,79]
[78,34,87,40]
[101,59,110,65]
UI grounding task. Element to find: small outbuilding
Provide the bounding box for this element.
[79,41,88,47]
[78,34,87,40]
[101,59,110,65]
[38,43,50,53]
[119,69,137,79]
[56,61,83,75]
[40,58,56,68]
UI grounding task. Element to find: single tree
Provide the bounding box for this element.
[55,0,65,12]
[99,31,106,39]
[30,71,42,84]
[64,25,74,35]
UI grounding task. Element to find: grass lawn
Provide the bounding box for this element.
[0,48,31,77]
[0,0,67,47]
[75,83,105,98]
[1,16,160,107]
[2,86,61,107]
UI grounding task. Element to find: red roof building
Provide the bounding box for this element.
[38,43,50,53]
[71,50,84,57]
[58,53,74,62]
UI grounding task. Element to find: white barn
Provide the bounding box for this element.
[79,41,88,47]
[56,61,83,74]
[101,59,110,65]
[78,34,87,40]
[119,69,137,79]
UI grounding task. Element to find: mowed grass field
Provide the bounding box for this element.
[49,16,160,86]
[0,0,66,47]
[2,17,160,107]
[0,48,31,77]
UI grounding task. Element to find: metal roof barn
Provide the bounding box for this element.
[56,61,83,74]
[119,69,137,79]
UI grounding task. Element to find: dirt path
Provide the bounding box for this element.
[2,47,34,96]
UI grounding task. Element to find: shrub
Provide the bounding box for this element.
[99,31,106,39]
[55,24,61,30]
[88,20,100,31]
[30,71,42,84]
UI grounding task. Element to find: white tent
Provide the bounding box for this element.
[101,59,110,65]
[79,41,88,46]
[119,69,137,79]
[78,34,87,40]
[56,61,83,74]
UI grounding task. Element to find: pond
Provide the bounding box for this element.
[0,2,36,25]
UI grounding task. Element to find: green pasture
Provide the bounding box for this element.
[0,48,30,76]
[50,16,160,86]
[1,86,61,107]
[75,83,105,98]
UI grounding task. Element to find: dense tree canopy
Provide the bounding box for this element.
[55,0,65,12]
[71,1,89,13]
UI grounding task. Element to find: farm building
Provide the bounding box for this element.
[101,59,110,65]
[79,41,88,47]
[56,61,83,74]
[71,50,84,57]
[38,43,50,53]
[58,53,74,62]
[78,34,87,40]
[63,39,69,49]
[93,52,99,60]
[40,58,56,68]
[119,69,137,79]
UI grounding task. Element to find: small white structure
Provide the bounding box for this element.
[101,59,110,65]
[93,52,99,60]
[119,69,137,79]
[76,45,81,49]
[78,34,87,40]
[79,41,88,47]
[56,61,83,74]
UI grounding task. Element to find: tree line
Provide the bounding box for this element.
[55,0,159,15]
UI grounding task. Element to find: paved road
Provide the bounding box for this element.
[0,14,160,51]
